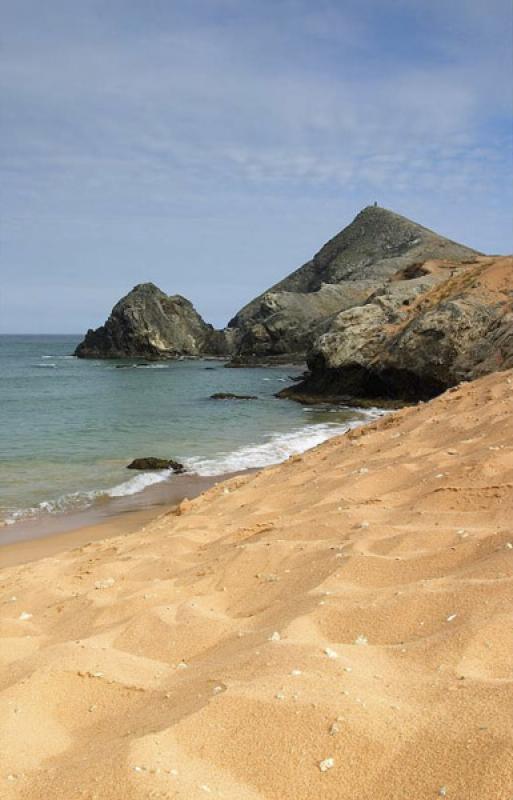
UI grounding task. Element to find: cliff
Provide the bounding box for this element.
[280,256,513,403]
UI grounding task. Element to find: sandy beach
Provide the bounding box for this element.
[1,368,512,799]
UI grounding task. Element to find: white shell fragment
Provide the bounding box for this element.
[446,614,457,623]
[94,578,115,589]
[18,612,32,621]
[355,634,368,645]
[269,631,281,642]
[319,757,335,772]
[324,647,338,659]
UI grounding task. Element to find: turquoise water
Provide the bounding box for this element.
[0,335,381,524]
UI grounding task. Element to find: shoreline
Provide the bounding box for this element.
[1,369,511,797]
[0,470,250,568]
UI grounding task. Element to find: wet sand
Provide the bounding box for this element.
[0,472,246,568]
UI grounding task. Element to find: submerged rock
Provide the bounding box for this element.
[127,457,185,473]
[210,392,258,400]
[75,283,230,360]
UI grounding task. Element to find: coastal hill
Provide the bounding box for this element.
[74,206,480,364]
[73,208,512,405]
[228,205,480,361]
[1,367,512,798]
[75,283,230,359]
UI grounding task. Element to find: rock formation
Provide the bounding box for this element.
[75,283,229,359]
[279,256,513,403]
[228,205,480,363]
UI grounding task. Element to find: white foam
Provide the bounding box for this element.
[4,470,172,524]
[185,411,383,476]
[106,470,171,496]
[4,409,384,524]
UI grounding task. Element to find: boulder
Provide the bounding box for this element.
[127,457,185,473]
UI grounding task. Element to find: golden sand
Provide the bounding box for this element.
[1,369,513,799]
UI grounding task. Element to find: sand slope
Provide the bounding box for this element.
[1,370,513,799]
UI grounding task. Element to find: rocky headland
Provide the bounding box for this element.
[281,255,513,404]
[227,205,480,363]
[75,207,512,405]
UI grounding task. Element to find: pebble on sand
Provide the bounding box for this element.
[324,647,338,659]
[319,757,335,772]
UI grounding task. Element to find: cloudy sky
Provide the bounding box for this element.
[1,0,512,333]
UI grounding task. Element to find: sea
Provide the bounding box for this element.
[0,335,383,533]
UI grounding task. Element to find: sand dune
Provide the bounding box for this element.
[1,369,513,799]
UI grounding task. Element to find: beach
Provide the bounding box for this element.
[1,368,512,799]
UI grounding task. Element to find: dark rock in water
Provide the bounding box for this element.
[228,206,480,364]
[75,283,231,360]
[210,392,258,400]
[127,457,185,473]
[280,256,513,404]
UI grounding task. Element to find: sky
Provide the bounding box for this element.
[1,0,512,333]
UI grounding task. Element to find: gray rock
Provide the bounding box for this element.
[210,392,258,400]
[281,256,513,403]
[75,283,230,359]
[228,206,479,363]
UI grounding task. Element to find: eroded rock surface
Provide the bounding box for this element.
[75,283,229,359]
[281,256,513,403]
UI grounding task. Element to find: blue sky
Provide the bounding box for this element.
[1,0,512,333]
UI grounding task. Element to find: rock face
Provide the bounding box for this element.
[280,256,513,403]
[75,283,229,359]
[228,206,480,362]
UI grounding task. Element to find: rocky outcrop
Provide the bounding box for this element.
[280,256,513,403]
[228,205,480,362]
[75,283,230,359]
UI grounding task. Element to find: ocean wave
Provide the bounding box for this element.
[4,409,384,524]
[4,469,172,524]
[184,410,383,476]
